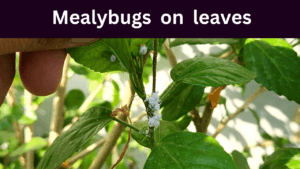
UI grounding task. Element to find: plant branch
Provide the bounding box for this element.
[220,49,234,59]
[24,90,34,169]
[212,86,267,138]
[162,39,177,68]
[152,38,158,93]
[89,80,135,169]
[132,112,147,122]
[78,74,111,113]
[89,50,150,169]
[62,74,111,133]
[190,108,202,132]
[49,54,70,145]
[6,85,26,168]
[199,87,218,134]
[67,138,106,166]
[112,117,144,135]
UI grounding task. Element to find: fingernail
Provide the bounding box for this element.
[68,38,100,48]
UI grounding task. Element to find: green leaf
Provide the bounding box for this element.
[160,81,204,121]
[144,132,237,169]
[12,105,37,125]
[111,80,120,107]
[70,64,89,75]
[0,131,15,143]
[244,39,300,104]
[37,106,113,169]
[231,150,250,169]
[173,115,192,130]
[260,148,300,169]
[131,120,181,148]
[130,38,153,56]
[10,137,47,157]
[67,38,131,73]
[248,108,261,129]
[65,89,85,110]
[171,57,256,87]
[170,38,238,47]
[142,56,153,83]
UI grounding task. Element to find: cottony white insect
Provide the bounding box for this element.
[110,54,116,62]
[1,142,9,150]
[148,114,161,129]
[139,45,147,55]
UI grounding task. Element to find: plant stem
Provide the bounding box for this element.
[199,87,217,134]
[162,39,177,67]
[62,74,111,133]
[89,81,135,169]
[190,108,202,132]
[220,49,234,59]
[49,54,70,145]
[152,38,158,93]
[24,90,34,169]
[67,138,106,166]
[144,38,159,149]
[112,117,144,135]
[292,41,300,47]
[212,86,267,138]
[78,74,111,113]
[6,85,26,168]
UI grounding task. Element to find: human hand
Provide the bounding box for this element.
[0,38,100,106]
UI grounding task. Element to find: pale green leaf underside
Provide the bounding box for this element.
[67,38,131,73]
[37,106,112,169]
[144,132,237,169]
[171,57,256,87]
[244,39,300,104]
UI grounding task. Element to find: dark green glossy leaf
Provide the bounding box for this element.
[65,89,85,110]
[260,148,300,169]
[171,57,256,87]
[67,39,131,73]
[131,120,181,148]
[111,80,120,107]
[160,82,204,121]
[244,39,300,104]
[170,38,238,47]
[10,137,47,157]
[144,132,237,169]
[37,106,113,169]
[231,150,250,169]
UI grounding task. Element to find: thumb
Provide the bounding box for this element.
[0,38,100,55]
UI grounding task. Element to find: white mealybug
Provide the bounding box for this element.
[139,45,147,55]
[110,54,116,62]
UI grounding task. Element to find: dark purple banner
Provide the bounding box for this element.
[1,1,299,37]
